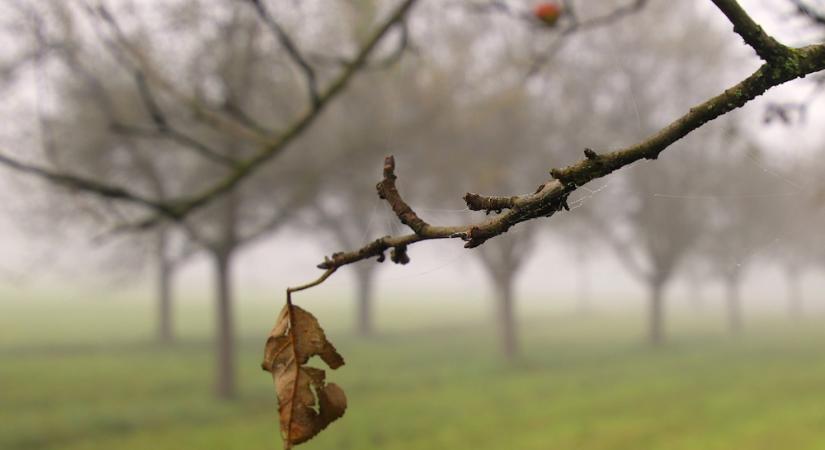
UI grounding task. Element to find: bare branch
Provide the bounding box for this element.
[550,44,824,185]
[462,0,648,31]
[375,156,432,235]
[526,0,649,76]
[21,12,239,171]
[463,193,519,213]
[305,19,413,72]
[0,150,179,217]
[461,0,649,76]
[788,0,825,27]
[246,0,320,108]
[220,100,276,136]
[2,0,822,256]
[0,0,420,233]
[288,268,337,294]
[126,0,420,228]
[573,0,648,31]
[41,36,238,169]
[236,187,320,250]
[89,3,278,146]
[129,73,239,167]
[711,0,792,61]
[309,38,825,282]
[109,121,237,168]
[585,214,650,281]
[315,155,573,272]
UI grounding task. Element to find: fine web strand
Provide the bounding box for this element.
[605,31,644,137]
[744,150,810,193]
[359,196,383,244]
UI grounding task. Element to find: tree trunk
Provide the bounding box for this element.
[354,265,376,337]
[156,229,174,345]
[786,268,802,321]
[725,276,743,334]
[213,250,236,400]
[648,280,666,346]
[476,235,529,362]
[496,276,518,361]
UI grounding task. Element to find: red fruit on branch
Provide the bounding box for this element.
[533,2,562,27]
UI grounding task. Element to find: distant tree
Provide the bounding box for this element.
[460,91,549,361]
[568,2,735,345]
[679,259,707,312]
[1,0,410,399]
[696,131,778,333]
[602,151,714,344]
[769,155,825,321]
[415,82,562,360]
[306,63,442,336]
[3,0,825,444]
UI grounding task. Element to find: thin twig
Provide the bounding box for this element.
[247,0,320,108]
[292,3,825,290]
[0,0,422,230]
[527,0,649,76]
[287,268,338,294]
[711,0,792,61]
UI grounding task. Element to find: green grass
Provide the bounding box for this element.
[3,291,825,449]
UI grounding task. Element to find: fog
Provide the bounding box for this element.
[1,1,825,449]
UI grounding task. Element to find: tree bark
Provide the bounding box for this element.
[496,276,518,361]
[648,279,666,346]
[156,228,174,345]
[725,276,743,334]
[353,264,376,337]
[213,250,236,400]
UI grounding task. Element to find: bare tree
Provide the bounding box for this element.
[696,132,780,333]
[1,0,822,245]
[3,1,825,443]
[305,65,434,337]
[0,0,414,399]
[769,155,825,321]
[562,2,734,344]
[0,0,418,226]
[458,89,550,361]
[283,3,825,355]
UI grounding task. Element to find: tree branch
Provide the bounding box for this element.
[307,39,825,282]
[35,21,239,170]
[711,0,792,61]
[246,0,320,108]
[788,0,825,27]
[463,0,649,76]
[127,0,420,229]
[0,0,420,232]
[549,44,825,186]
[527,0,649,76]
[288,268,337,294]
[110,120,237,168]
[571,0,648,31]
[305,21,413,72]
[315,155,573,271]
[0,151,180,217]
[88,4,276,147]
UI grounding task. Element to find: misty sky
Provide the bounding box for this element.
[0,0,823,316]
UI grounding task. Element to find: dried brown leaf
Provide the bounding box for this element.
[262,303,346,448]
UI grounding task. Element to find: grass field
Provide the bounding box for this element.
[3,290,825,450]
